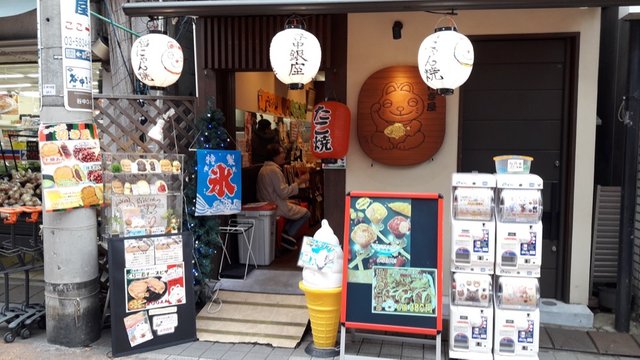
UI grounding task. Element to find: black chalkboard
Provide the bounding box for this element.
[341,192,443,335]
[108,232,197,357]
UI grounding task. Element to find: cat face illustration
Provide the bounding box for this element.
[375,82,425,122]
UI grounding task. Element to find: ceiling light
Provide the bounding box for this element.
[26,73,39,78]
[0,74,25,79]
[19,91,40,97]
[0,83,32,88]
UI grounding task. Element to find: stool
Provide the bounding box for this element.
[218,219,256,280]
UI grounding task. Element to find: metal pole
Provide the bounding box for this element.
[38,0,101,346]
[615,20,640,333]
[90,10,141,37]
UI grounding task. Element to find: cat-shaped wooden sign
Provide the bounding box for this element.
[357,65,446,165]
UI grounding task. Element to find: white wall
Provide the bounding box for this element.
[347,8,601,305]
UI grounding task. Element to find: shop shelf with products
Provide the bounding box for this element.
[101,153,184,239]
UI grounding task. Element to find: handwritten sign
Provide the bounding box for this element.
[110,195,168,236]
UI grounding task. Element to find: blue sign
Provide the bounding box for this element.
[195,150,242,216]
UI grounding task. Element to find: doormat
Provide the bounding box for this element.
[217,269,303,295]
[196,290,309,348]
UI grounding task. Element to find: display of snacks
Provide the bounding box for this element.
[102,153,184,238]
[451,273,492,308]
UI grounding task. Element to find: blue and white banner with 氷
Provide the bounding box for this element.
[195,149,242,216]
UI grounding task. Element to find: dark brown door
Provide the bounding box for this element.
[459,35,577,300]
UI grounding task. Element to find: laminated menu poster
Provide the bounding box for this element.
[38,123,103,211]
[347,196,412,284]
[195,149,242,215]
[371,267,437,316]
[108,232,196,357]
[342,192,443,336]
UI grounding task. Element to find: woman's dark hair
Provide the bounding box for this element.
[265,143,283,160]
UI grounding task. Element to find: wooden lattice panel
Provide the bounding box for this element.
[93,95,197,154]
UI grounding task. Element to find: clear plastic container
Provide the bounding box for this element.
[495,276,539,310]
[451,273,493,308]
[494,155,533,174]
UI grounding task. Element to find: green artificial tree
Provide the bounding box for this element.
[183,98,232,285]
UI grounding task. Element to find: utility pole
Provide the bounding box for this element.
[38,0,101,346]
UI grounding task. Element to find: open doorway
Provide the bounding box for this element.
[226,72,324,274]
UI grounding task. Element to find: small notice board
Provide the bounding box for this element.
[341,192,443,335]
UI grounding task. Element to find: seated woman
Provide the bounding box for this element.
[256,144,310,250]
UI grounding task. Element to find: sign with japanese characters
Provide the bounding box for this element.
[60,0,93,111]
[342,192,443,336]
[38,123,103,211]
[195,149,242,215]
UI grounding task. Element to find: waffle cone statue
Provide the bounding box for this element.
[297,220,343,355]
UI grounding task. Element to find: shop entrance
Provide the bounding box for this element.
[458,35,578,301]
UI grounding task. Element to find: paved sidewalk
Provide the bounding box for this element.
[1,324,638,360]
[2,273,640,359]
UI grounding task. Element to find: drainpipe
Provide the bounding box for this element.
[615,19,640,333]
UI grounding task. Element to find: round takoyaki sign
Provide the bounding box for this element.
[357,65,446,166]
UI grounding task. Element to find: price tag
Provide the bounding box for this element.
[507,159,524,172]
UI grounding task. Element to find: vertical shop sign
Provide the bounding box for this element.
[60,0,92,111]
[195,149,242,215]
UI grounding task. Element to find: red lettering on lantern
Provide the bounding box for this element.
[311,101,351,159]
[206,163,237,198]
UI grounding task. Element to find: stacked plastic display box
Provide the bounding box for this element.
[450,156,542,360]
[450,173,496,360]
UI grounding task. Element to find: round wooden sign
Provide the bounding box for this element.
[357,65,446,166]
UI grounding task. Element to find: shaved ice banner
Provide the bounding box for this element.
[195,150,242,216]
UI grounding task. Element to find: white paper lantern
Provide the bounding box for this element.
[418,26,474,95]
[131,33,183,87]
[269,26,321,90]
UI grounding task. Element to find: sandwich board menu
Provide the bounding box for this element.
[108,232,196,357]
[342,192,443,335]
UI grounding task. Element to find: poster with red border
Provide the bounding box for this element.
[38,122,103,211]
[341,192,443,336]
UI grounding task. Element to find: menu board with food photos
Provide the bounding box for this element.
[38,122,103,211]
[108,232,196,357]
[342,192,443,336]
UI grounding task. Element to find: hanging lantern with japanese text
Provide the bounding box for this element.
[417,17,474,96]
[269,18,321,90]
[311,101,350,159]
[131,33,184,87]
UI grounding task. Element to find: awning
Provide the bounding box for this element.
[123,0,640,17]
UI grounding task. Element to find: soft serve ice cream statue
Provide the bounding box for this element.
[302,219,344,289]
